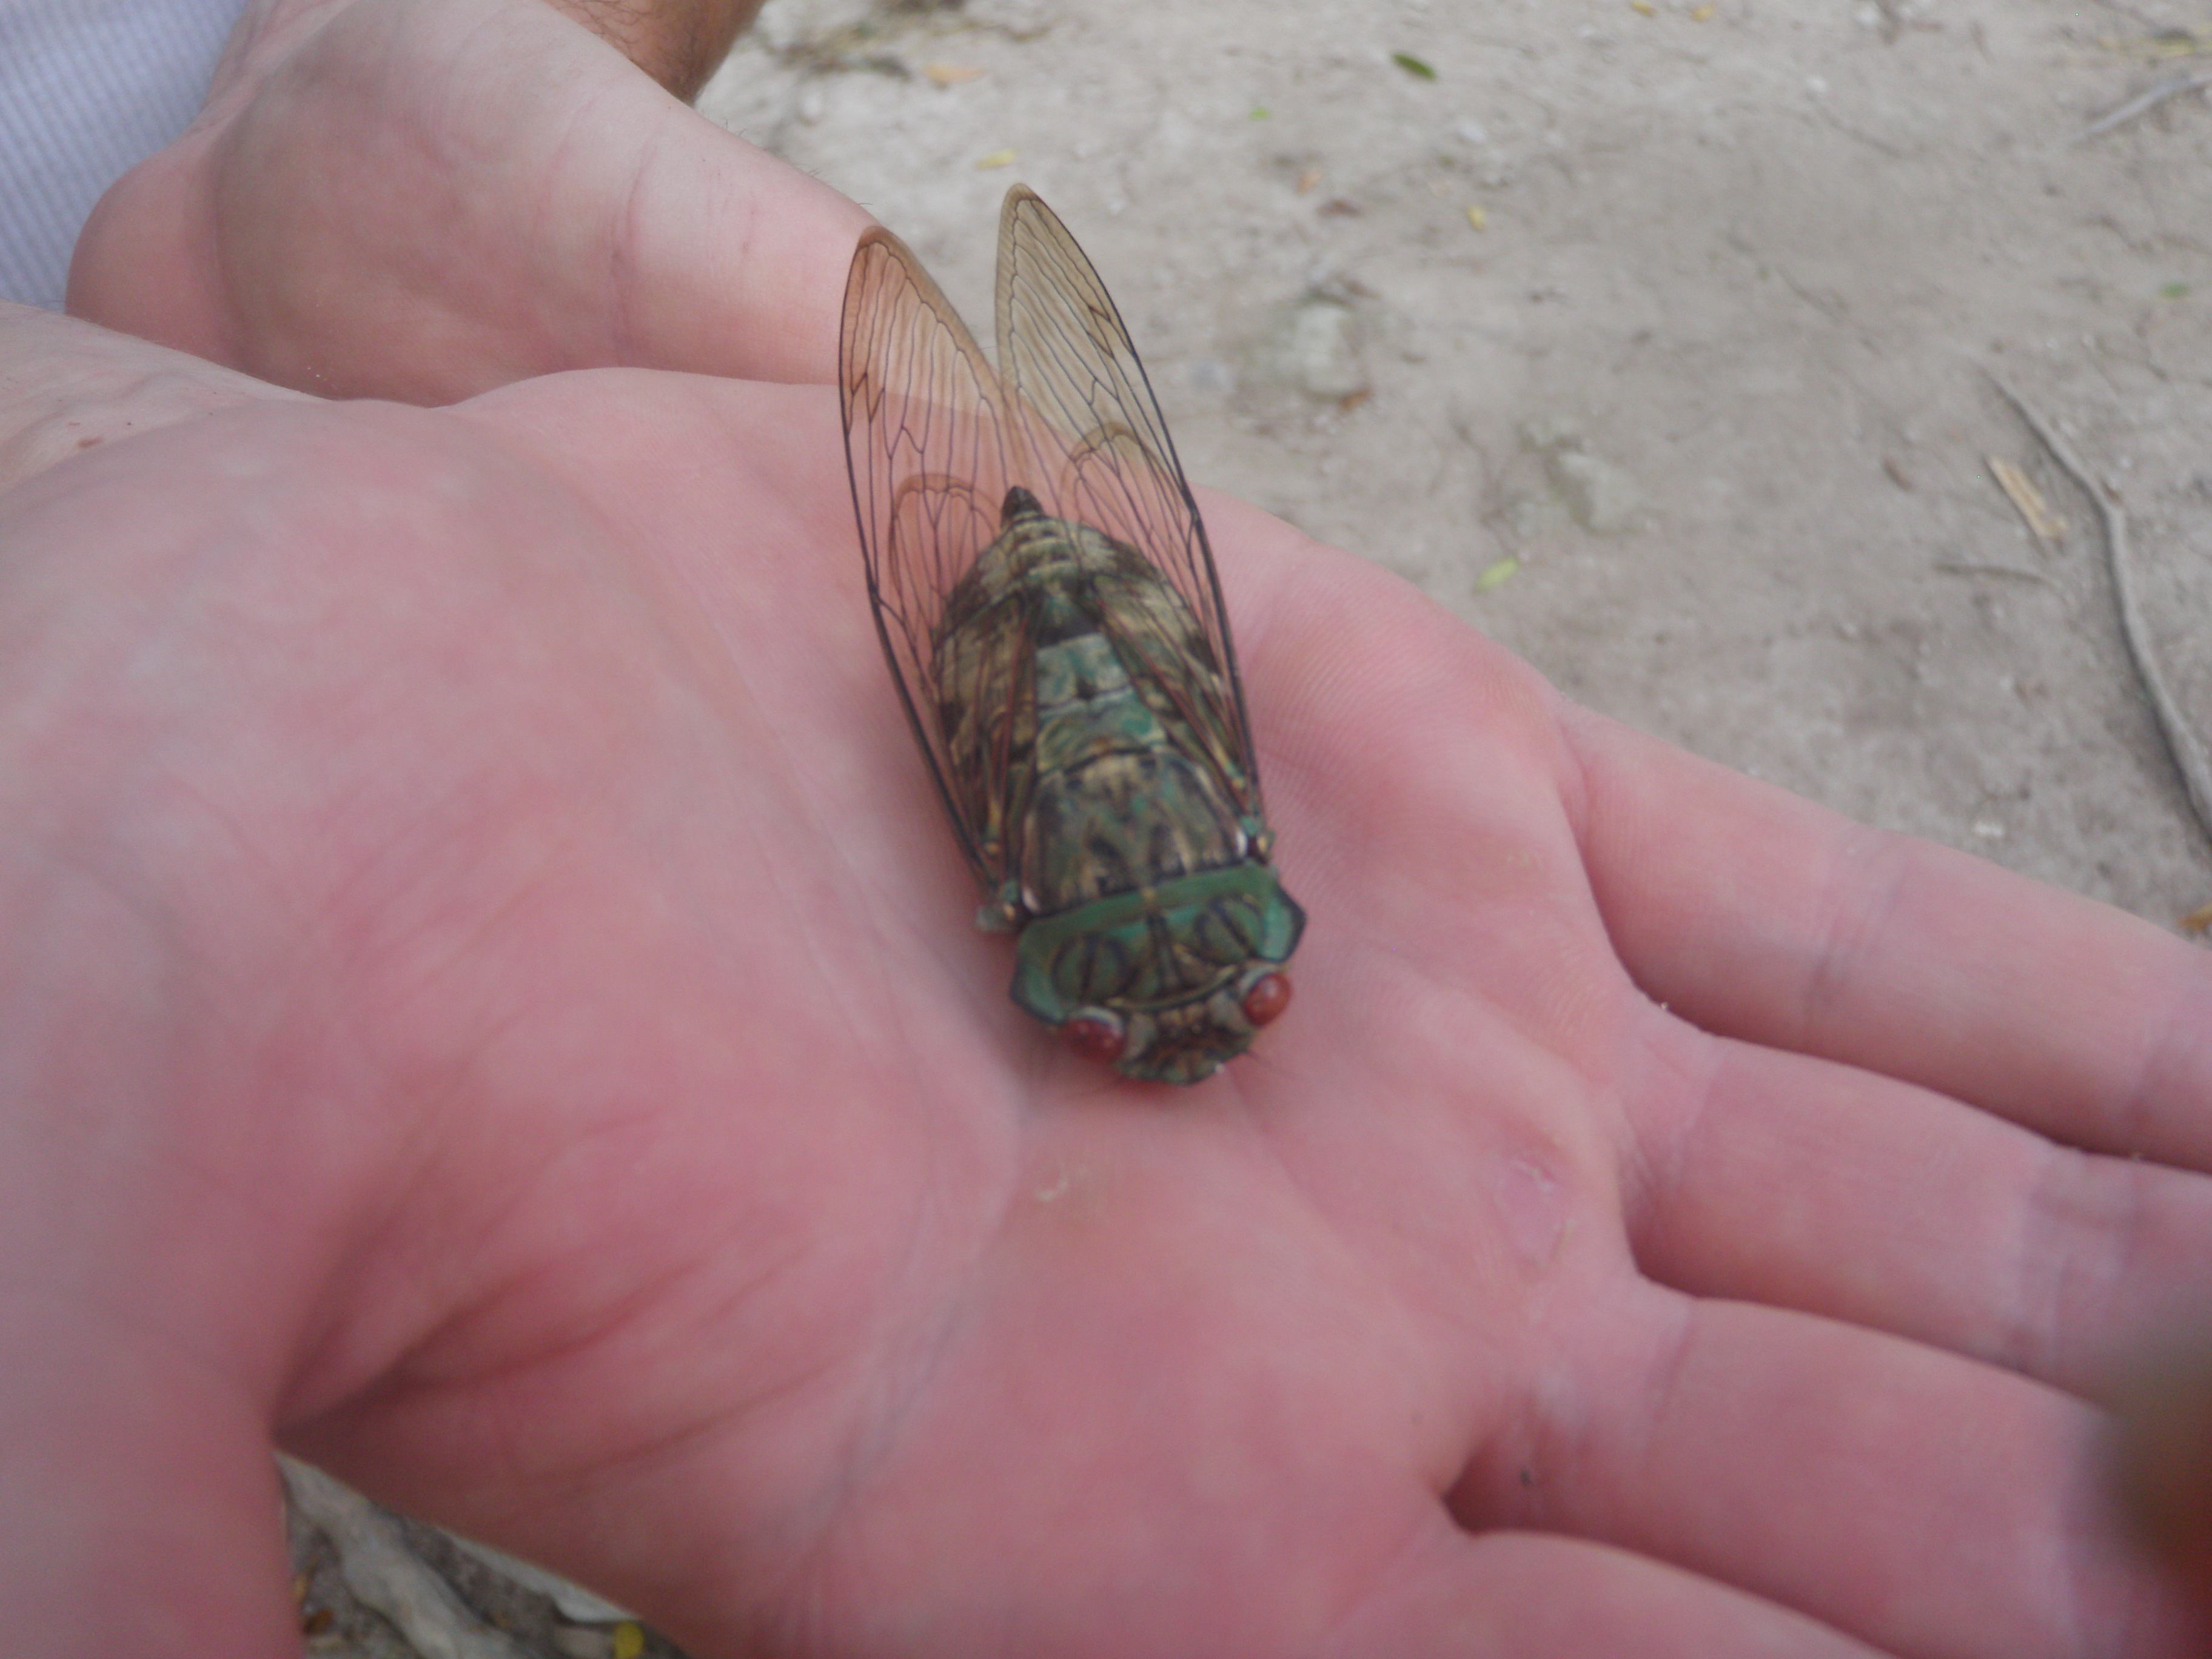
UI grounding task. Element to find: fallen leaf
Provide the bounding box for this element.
[923,62,985,85]
[1475,555,1521,592]
[2181,900,2212,934]
[1465,203,1488,230]
[1390,51,1438,79]
[974,147,1017,169]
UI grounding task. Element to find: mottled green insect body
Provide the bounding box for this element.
[942,488,1303,1082]
[840,191,1305,1082]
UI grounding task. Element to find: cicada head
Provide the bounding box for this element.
[1059,962,1295,1085]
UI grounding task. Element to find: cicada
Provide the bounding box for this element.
[839,186,1305,1084]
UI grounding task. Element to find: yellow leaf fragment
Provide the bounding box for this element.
[1630,0,1657,15]
[1986,456,2066,540]
[1465,203,1487,230]
[1691,2,1716,17]
[974,147,1017,170]
[923,62,985,85]
[612,1623,646,1659]
[2180,899,2212,934]
[1475,555,1521,592]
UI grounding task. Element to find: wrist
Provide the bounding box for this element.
[0,1296,298,1657]
[0,397,425,1609]
[0,738,303,1654]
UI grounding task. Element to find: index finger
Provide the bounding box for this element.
[1564,704,2212,1167]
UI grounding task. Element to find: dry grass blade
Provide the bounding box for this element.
[1987,455,2068,540]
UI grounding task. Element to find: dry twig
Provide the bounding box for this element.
[2076,69,2212,141]
[1985,372,2212,845]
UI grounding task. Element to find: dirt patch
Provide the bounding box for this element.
[705,0,2212,928]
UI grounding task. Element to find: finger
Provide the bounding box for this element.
[1564,707,2212,1168]
[406,0,865,387]
[1455,1293,2198,1659]
[1624,1021,2212,1396]
[1320,1520,1887,1658]
[607,107,873,387]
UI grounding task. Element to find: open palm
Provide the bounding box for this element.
[5,317,2205,1657]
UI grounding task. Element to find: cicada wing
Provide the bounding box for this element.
[840,224,1034,888]
[991,186,1263,808]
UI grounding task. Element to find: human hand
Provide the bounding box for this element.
[3,308,2206,1657]
[65,0,867,401]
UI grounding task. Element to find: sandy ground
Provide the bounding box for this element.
[295,0,2212,1650]
[707,0,2212,930]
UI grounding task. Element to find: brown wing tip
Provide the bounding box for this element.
[848,223,909,275]
[998,183,1047,232]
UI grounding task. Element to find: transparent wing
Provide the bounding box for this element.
[992,186,1262,805]
[839,225,1027,885]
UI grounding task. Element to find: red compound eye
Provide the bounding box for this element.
[1241,972,1292,1028]
[1061,1014,1125,1065]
